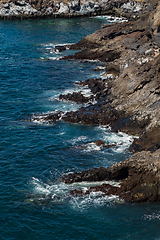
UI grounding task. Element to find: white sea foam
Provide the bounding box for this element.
[82,59,100,63]
[28,177,122,208]
[49,84,94,106]
[94,125,137,153]
[42,43,74,48]
[70,192,121,210]
[100,73,114,80]
[31,111,60,125]
[83,142,102,152]
[93,15,128,23]
[69,136,88,145]
[48,56,63,61]
[144,212,160,221]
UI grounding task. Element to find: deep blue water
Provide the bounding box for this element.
[1,17,160,240]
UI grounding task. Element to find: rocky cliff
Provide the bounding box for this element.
[61,3,160,152]
[60,1,160,202]
[0,0,158,19]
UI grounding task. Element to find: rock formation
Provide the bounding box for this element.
[62,7,160,152]
[61,1,160,202]
[0,0,158,19]
[64,149,160,202]
[17,0,160,202]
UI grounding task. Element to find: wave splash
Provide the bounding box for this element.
[25,177,122,209]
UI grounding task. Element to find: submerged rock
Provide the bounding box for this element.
[72,140,117,150]
[29,112,63,123]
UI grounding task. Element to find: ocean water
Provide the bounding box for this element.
[0,17,160,240]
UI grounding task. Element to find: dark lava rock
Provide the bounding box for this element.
[30,112,62,123]
[63,149,160,202]
[59,91,93,104]
[93,140,117,148]
[62,103,120,126]
[130,126,160,152]
[54,45,66,52]
[105,63,120,76]
[63,167,111,184]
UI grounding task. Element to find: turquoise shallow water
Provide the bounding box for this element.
[1,17,160,240]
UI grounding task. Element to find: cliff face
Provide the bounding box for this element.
[0,0,158,19]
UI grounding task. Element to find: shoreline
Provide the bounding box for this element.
[7,0,160,202]
[52,1,160,202]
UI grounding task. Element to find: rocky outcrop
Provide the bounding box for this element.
[59,91,93,103]
[63,149,160,202]
[0,1,39,18]
[28,112,63,123]
[0,0,158,19]
[59,2,160,203]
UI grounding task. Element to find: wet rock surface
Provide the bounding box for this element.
[28,112,63,123]
[59,91,93,104]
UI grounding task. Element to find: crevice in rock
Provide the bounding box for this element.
[113,167,129,180]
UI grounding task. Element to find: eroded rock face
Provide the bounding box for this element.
[0,0,158,19]
[63,149,160,202]
[63,9,160,151]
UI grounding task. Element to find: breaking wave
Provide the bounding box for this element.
[26,177,123,209]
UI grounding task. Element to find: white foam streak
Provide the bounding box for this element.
[70,192,122,210]
[93,15,128,23]
[42,43,74,48]
[28,177,122,208]
[144,212,160,221]
[95,126,137,153]
[69,136,88,145]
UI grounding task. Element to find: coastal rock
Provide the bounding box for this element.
[0,0,158,19]
[62,102,120,125]
[63,9,160,150]
[29,112,63,123]
[58,3,69,14]
[59,91,93,103]
[60,3,160,203]
[16,0,160,203]
[63,149,160,202]
[0,1,39,18]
